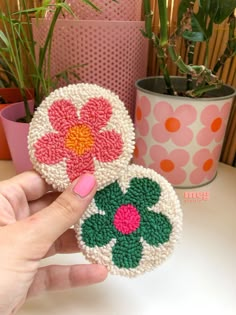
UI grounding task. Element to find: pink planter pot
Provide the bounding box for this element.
[133,77,236,188]
[47,0,142,21]
[0,101,34,173]
[32,19,148,120]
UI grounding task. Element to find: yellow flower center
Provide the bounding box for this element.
[65,124,94,156]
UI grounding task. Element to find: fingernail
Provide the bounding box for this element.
[73,174,96,198]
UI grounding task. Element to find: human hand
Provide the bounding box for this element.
[0,171,108,315]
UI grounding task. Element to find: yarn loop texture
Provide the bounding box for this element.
[28,83,135,191]
[76,165,182,277]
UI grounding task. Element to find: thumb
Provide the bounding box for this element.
[28,173,97,244]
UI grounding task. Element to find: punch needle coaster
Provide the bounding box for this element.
[75,164,182,277]
[28,83,135,191]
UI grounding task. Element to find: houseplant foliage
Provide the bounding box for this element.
[0,0,98,122]
[143,0,236,97]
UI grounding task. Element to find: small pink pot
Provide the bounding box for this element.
[0,101,34,173]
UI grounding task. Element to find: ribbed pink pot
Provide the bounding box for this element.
[32,19,148,120]
[47,0,142,21]
[0,101,34,173]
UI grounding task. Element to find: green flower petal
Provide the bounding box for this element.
[81,214,114,247]
[141,212,172,246]
[124,177,161,211]
[95,181,124,216]
[112,235,143,269]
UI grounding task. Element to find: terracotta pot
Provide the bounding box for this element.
[0,101,34,173]
[0,88,34,160]
[134,77,236,188]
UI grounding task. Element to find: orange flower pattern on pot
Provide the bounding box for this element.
[152,102,197,146]
[190,145,222,185]
[149,145,190,185]
[197,102,231,146]
[135,96,151,136]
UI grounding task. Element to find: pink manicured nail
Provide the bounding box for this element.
[73,174,96,198]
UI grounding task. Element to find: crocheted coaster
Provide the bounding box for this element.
[28,83,135,191]
[75,164,182,277]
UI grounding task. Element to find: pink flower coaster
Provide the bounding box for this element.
[28,83,135,191]
[75,164,182,277]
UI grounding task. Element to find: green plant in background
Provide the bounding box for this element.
[0,58,17,89]
[143,0,236,97]
[0,0,99,122]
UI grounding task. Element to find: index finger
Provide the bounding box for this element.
[0,171,52,201]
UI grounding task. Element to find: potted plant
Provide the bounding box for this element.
[0,0,95,172]
[0,58,17,159]
[133,0,236,187]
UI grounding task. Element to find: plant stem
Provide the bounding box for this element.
[158,0,168,46]
[154,36,176,95]
[143,0,152,39]
[186,40,194,91]
[143,0,175,95]
[168,37,193,74]
[186,82,222,97]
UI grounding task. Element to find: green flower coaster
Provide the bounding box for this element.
[75,164,182,277]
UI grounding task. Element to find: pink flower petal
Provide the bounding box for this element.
[135,137,147,157]
[169,149,190,167]
[152,123,170,142]
[150,145,168,164]
[94,130,123,162]
[192,149,210,167]
[200,105,220,126]
[190,167,206,185]
[66,152,95,182]
[164,168,187,185]
[171,126,193,146]
[80,97,112,132]
[197,127,214,146]
[153,101,173,122]
[221,102,231,119]
[34,133,66,164]
[175,104,197,125]
[136,118,149,136]
[212,144,222,159]
[149,162,186,185]
[48,100,79,134]
[214,127,225,143]
[138,96,151,117]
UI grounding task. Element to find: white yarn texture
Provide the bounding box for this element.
[75,164,183,278]
[28,83,135,191]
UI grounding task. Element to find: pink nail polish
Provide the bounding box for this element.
[73,174,96,198]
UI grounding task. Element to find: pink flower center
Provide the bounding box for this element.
[65,124,94,156]
[113,204,140,235]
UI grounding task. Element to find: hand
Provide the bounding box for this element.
[0,171,108,315]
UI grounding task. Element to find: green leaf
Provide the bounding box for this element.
[191,12,208,41]
[199,0,217,14]
[182,30,205,42]
[0,31,10,47]
[214,0,236,24]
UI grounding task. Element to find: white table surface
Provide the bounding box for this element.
[0,161,236,315]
